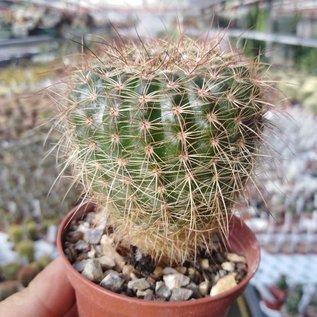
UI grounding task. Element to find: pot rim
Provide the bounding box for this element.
[57,202,260,307]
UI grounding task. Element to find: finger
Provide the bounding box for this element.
[63,304,78,317]
[0,257,75,317]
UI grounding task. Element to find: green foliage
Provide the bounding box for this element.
[7,225,23,244]
[293,46,317,75]
[16,240,34,262]
[276,275,288,291]
[238,4,268,60]
[241,4,268,31]
[272,15,300,35]
[56,37,273,263]
[285,285,303,314]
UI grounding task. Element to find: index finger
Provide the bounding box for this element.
[0,257,75,317]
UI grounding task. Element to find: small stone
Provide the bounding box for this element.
[186,282,201,299]
[97,255,116,269]
[94,245,104,257]
[163,273,190,290]
[221,262,235,272]
[146,277,156,288]
[74,240,90,252]
[125,287,136,297]
[100,235,125,270]
[85,212,96,224]
[87,248,96,258]
[64,245,77,262]
[201,258,209,269]
[162,267,178,275]
[155,281,172,299]
[84,227,104,244]
[77,253,88,261]
[187,268,202,284]
[82,259,103,282]
[214,270,228,283]
[128,278,151,291]
[100,270,124,293]
[136,289,153,298]
[227,253,246,263]
[170,288,193,301]
[73,259,89,272]
[187,267,197,277]
[210,274,237,296]
[236,262,247,271]
[69,224,78,232]
[130,272,138,280]
[199,280,210,296]
[66,231,84,243]
[122,264,134,277]
[77,222,90,233]
[235,270,247,283]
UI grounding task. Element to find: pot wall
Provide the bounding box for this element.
[57,204,260,317]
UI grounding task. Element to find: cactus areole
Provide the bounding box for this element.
[57,37,272,264]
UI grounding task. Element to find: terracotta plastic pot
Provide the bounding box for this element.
[263,286,286,310]
[57,204,260,317]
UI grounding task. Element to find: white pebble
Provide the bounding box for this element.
[221,261,235,272]
[199,280,210,296]
[210,274,237,296]
[227,253,246,263]
[163,273,190,290]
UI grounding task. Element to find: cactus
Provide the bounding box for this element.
[55,37,273,263]
[26,221,38,240]
[276,275,288,291]
[36,255,52,271]
[284,286,302,315]
[16,240,34,262]
[7,224,23,245]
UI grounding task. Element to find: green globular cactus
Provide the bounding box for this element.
[26,222,38,241]
[56,37,273,264]
[16,240,34,263]
[8,224,23,245]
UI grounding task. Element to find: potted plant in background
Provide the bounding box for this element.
[53,36,273,317]
[263,275,288,311]
[282,285,303,317]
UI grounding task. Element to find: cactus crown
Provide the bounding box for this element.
[56,37,272,264]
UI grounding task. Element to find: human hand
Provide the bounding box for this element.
[0,257,77,317]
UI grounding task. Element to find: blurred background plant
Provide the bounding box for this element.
[1,1,317,316]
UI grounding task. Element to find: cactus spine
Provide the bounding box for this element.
[56,37,272,263]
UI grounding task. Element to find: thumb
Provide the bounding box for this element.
[0,257,75,317]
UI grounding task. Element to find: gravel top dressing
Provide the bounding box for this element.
[64,211,248,302]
